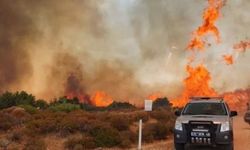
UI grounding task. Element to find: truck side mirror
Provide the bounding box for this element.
[175,110,181,116]
[230,111,238,117]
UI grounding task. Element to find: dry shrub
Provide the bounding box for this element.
[132,111,149,122]
[0,138,11,150]
[26,117,58,134]
[150,109,174,122]
[64,135,96,150]
[26,110,94,137]
[2,106,30,122]
[90,123,121,148]
[25,111,65,134]
[8,131,23,142]
[23,138,46,150]
[0,112,19,130]
[143,122,171,142]
[110,114,130,131]
[119,130,137,148]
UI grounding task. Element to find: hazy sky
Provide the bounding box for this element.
[0,0,249,102]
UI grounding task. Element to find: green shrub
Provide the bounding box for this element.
[23,138,46,150]
[19,105,37,114]
[0,91,36,109]
[64,135,96,150]
[90,125,121,147]
[48,103,80,112]
[0,92,16,109]
[107,101,136,110]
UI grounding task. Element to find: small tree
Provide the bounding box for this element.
[0,92,15,109]
[15,91,36,106]
[153,97,172,109]
[107,101,135,110]
[0,91,36,109]
[35,100,48,109]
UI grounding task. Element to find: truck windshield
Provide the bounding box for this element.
[182,103,227,115]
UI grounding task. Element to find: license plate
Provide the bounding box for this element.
[191,132,211,137]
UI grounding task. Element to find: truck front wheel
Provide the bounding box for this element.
[174,143,185,150]
[220,143,234,150]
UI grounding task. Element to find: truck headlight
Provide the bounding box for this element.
[220,121,230,132]
[175,121,183,131]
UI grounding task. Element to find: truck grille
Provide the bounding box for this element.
[184,121,219,145]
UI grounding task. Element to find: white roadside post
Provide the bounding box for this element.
[138,119,142,150]
[138,100,153,150]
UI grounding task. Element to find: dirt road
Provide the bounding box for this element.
[130,116,250,150]
[233,116,250,150]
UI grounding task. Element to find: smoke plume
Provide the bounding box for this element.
[0,0,249,104]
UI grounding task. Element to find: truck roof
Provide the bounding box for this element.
[189,97,224,103]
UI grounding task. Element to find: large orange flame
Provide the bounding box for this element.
[188,0,224,50]
[173,0,225,107]
[91,91,113,107]
[172,65,217,106]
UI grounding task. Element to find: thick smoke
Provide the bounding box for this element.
[0,1,38,92]
[1,0,250,104]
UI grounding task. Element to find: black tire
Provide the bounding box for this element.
[221,143,234,150]
[174,143,185,150]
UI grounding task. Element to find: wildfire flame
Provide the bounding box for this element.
[223,55,233,65]
[173,0,225,107]
[172,65,217,106]
[91,91,113,107]
[188,0,224,50]
[223,89,250,111]
[147,92,163,101]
